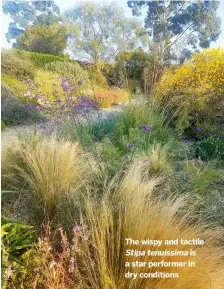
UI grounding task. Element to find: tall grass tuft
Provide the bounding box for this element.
[84,160,224,289]
[2,133,98,222]
[136,143,172,176]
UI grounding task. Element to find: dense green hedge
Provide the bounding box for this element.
[44,61,91,88]
[26,51,73,68]
[2,48,75,69]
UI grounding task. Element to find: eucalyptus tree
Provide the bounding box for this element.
[128,0,221,64]
[64,2,148,63]
[2,0,61,46]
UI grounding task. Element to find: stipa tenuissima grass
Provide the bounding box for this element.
[84,160,224,289]
[2,132,99,221]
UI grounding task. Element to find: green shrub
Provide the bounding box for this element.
[105,51,156,92]
[59,120,94,148]
[26,51,71,68]
[44,61,91,90]
[195,137,224,161]
[1,49,36,80]
[91,119,116,142]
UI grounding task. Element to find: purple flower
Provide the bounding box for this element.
[143,159,149,163]
[74,97,98,112]
[78,80,83,85]
[196,127,201,132]
[127,143,134,149]
[61,84,69,91]
[138,124,151,132]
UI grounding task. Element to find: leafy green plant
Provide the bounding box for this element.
[59,105,175,178]
[107,50,156,93]
[26,50,72,68]
[195,137,224,161]
[91,118,116,142]
[1,218,35,265]
[1,218,35,288]
[86,63,108,87]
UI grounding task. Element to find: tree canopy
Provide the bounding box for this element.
[16,24,67,56]
[64,2,148,63]
[127,0,221,64]
[2,0,61,44]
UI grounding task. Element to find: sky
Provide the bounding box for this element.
[1,0,224,49]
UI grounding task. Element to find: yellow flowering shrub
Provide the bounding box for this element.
[153,48,224,130]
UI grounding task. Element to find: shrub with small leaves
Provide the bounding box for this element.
[1,49,36,80]
[26,50,72,68]
[195,137,224,161]
[44,61,91,91]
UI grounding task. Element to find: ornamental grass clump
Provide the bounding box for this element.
[2,133,97,221]
[184,160,223,195]
[84,160,224,289]
[136,143,172,176]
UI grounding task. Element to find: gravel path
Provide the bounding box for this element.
[1,105,123,142]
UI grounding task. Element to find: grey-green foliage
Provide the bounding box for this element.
[64,2,148,62]
[44,61,91,89]
[128,1,221,64]
[2,0,61,45]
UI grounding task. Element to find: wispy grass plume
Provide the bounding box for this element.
[84,160,224,289]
